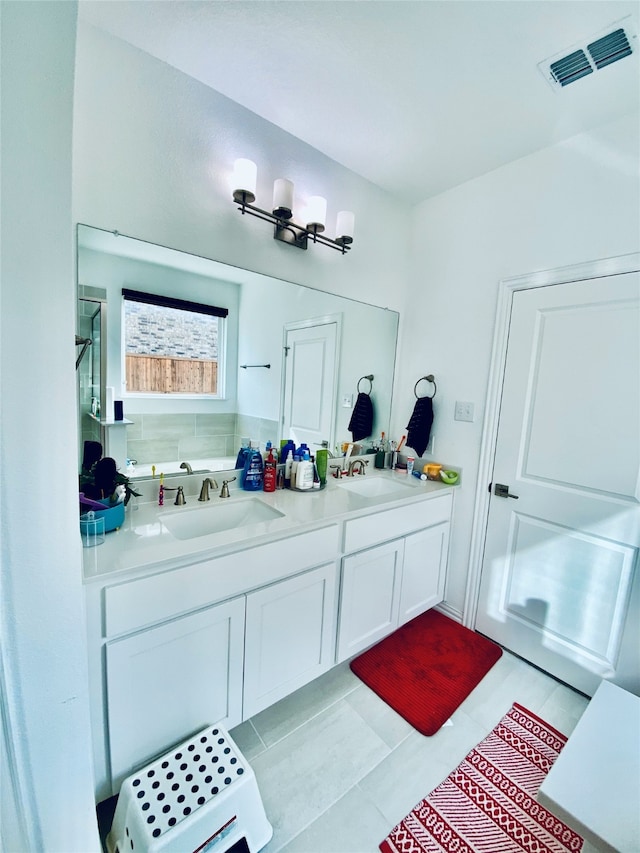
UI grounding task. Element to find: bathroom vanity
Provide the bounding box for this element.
[83,469,454,801]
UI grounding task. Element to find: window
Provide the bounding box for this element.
[122,289,228,396]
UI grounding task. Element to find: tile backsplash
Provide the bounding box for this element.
[125,412,279,464]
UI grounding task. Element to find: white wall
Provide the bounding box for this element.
[73,24,410,313]
[73,22,640,621]
[396,113,640,617]
[0,3,100,850]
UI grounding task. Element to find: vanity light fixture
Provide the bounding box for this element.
[231,158,354,254]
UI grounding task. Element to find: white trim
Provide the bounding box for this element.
[463,252,640,629]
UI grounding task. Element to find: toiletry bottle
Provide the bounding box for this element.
[264,440,273,463]
[284,449,294,488]
[375,432,386,469]
[290,450,301,489]
[312,455,321,489]
[296,451,315,491]
[280,439,295,466]
[242,441,264,491]
[263,449,276,492]
[406,456,415,476]
[235,440,250,472]
[315,449,328,486]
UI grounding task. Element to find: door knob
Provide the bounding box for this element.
[493,483,519,499]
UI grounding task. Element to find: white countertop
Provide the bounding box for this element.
[537,680,640,853]
[82,469,454,582]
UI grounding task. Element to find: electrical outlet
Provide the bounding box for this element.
[454,401,475,422]
[342,394,353,408]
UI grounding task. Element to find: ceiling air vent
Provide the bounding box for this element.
[538,16,637,90]
[587,28,632,70]
[549,49,593,87]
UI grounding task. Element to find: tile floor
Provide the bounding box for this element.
[228,649,590,853]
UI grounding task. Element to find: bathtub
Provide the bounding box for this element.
[129,457,238,480]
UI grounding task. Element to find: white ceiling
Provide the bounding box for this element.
[78,0,639,204]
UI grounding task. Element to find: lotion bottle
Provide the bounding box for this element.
[284,450,294,488]
[296,451,314,491]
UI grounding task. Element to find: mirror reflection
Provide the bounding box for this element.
[76,224,399,479]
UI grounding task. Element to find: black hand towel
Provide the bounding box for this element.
[348,392,374,442]
[406,396,434,457]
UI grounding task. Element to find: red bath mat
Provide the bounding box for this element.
[380,702,583,853]
[350,610,502,735]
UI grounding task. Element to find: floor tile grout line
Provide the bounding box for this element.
[251,682,364,751]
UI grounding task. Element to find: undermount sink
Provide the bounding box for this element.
[161,498,284,540]
[337,475,413,497]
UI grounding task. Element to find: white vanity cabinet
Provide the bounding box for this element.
[337,539,404,661]
[243,562,338,717]
[85,484,454,802]
[106,596,245,791]
[337,493,452,661]
[398,522,450,625]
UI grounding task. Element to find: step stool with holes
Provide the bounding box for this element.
[106,724,272,853]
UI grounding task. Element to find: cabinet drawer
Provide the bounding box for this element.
[105,524,339,637]
[344,493,452,553]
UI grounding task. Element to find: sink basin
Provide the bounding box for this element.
[162,498,284,540]
[337,476,413,497]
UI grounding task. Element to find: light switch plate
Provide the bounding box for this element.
[454,401,475,422]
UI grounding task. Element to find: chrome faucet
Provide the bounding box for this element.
[179,461,194,475]
[198,477,219,501]
[348,459,368,476]
[163,485,186,505]
[219,477,236,498]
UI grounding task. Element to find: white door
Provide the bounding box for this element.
[476,272,640,696]
[281,319,338,450]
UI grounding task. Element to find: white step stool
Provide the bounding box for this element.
[107,724,272,853]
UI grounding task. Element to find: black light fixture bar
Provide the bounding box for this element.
[233,192,352,253]
[230,160,354,255]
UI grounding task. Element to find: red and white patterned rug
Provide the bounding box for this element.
[380,703,584,853]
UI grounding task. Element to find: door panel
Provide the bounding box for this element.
[243,563,337,717]
[477,272,640,696]
[282,321,338,450]
[106,597,245,790]
[337,540,403,662]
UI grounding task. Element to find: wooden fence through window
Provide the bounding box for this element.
[126,354,218,394]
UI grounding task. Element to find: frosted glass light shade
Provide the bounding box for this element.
[272,178,294,219]
[336,210,355,244]
[232,158,257,202]
[306,195,327,233]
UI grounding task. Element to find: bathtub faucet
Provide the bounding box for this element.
[179,461,194,475]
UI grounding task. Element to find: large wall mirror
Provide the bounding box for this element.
[76,224,399,479]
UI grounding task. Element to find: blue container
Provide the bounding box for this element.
[242,448,264,491]
[81,499,125,533]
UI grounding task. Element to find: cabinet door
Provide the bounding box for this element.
[398,522,449,626]
[106,596,245,791]
[337,539,404,662]
[243,563,338,718]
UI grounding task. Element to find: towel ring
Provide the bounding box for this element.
[357,374,374,394]
[414,374,436,399]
